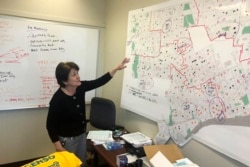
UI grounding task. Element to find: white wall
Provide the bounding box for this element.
[103,1,247,167]
[0,0,106,164]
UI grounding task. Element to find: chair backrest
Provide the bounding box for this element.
[89,97,116,131]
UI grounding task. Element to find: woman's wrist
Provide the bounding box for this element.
[109,68,117,77]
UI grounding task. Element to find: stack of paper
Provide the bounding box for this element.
[87,130,114,145]
[121,132,152,148]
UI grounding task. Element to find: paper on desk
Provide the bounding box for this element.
[87,130,113,142]
[92,138,114,145]
[150,151,173,167]
[121,132,151,144]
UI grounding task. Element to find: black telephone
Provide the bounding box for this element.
[125,143,146,158]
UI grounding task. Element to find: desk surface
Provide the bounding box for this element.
[93,143,127,167]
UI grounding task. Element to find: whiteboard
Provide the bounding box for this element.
[0,15,99,110]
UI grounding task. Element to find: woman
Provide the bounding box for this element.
[46,58,130,167]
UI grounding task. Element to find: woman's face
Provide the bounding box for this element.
[64,68,81,87]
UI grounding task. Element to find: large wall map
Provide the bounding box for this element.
[121,0,250,163]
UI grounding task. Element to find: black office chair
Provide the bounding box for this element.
[89,97,116,130]
[86,97,124,167]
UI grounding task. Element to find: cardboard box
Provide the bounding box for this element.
[143,144,183,163]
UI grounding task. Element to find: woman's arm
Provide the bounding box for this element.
[82,58,130,91]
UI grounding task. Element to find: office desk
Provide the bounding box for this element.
[93,143,127,167]
[88,129,129,167]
